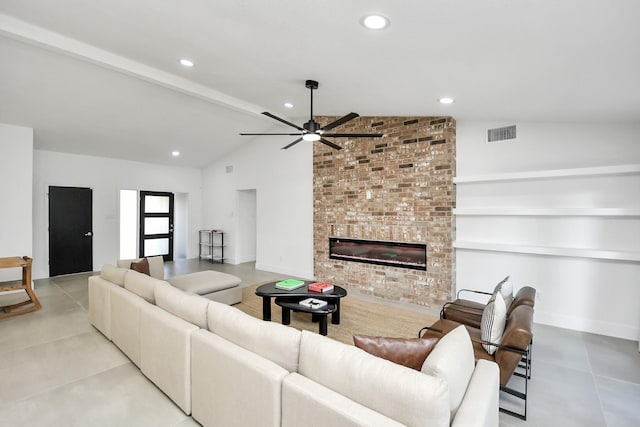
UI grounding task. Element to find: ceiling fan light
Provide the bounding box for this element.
[303,133,321,142]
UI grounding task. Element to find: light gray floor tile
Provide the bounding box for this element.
[172,417,202,427]
[583,332,640,384]
[500,359,606,427]
[595,375,640,427]
[0,364,189,427]
[0,304,94,354]
[0,331,129,402]
[531,323,592,373]
[52,272,93,293]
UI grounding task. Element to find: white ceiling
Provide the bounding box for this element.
[1,0,638,168]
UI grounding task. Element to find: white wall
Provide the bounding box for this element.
[236,189,257,263]
[202,138,313,279]
[32,150,203,279]
[456,121,640,340]
[0,124,33,281]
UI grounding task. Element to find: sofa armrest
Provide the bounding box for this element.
[452,359,500,427]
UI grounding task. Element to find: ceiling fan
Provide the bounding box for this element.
[240,80,383,150]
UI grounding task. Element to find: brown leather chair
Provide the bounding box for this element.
[420,303,534,420]
[441,286,536,329]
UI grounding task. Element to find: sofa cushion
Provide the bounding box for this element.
[130,257,150,276]
[155,283,209,329]
[118,256,164,280]
[300,331,450,426]
[139,303,199,414]
[124,269,167,304]
[191,330,289,427]
[168,270,241,295]
[480,291,507,355]
[207,302,301,372]
[282,373,406,427]
[421,325,475,420]
[353,335,438,371]
[100,264,128,286]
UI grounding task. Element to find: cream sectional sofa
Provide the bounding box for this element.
[88,264,499,427]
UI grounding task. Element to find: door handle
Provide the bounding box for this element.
[84,231,93,237]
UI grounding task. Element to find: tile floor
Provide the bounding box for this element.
[1,260,638,426]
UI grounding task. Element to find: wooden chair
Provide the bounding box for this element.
[0,256,42,319]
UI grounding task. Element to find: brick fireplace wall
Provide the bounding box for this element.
[313,116,456,308]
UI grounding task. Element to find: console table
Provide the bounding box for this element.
[0,256,42,319]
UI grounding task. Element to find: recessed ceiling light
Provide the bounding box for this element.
[179,59,194,67]
[284,102,294,108]
[171,151,180,157]
[361,15,390,30]
[439,97,455,104]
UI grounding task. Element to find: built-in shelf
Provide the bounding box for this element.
[453,241,640,262]
[453,208,640,217]
[453,164,640,184]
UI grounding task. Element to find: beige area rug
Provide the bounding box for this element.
[234,283,438,345]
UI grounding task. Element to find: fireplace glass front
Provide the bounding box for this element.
[329,238,427,271]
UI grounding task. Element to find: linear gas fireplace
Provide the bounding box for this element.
[329,238,427,271]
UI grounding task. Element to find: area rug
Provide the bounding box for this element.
[234,282,438,345]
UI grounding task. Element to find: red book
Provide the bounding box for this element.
[308,282,334,293]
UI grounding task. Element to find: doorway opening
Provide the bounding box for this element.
[119,190,188,261]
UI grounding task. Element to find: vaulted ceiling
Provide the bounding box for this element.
[1,0,638,167]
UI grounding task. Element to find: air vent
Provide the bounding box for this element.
[487,125,517,143]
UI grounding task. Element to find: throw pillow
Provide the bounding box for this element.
[130,257,150,276]
[494,275,513,309]
[421,325,475,419]
[353,335,439,371]
[480,290,507,355]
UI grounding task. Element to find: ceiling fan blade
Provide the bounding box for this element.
[282,137,304,150]
[240,133,302,136]
[262,112,304,131]
[321,112,359,132]
[319,138,343,150]
[322,133,384,138]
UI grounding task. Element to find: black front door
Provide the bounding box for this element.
[49,186,93,276]
[139,191,174,261]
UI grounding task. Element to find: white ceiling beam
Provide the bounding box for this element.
[0,13,264,116]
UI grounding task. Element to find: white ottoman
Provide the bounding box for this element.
[168,271,242,305]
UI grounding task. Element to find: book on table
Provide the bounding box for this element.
[298,298,328,309]
[275,279,306,291]
[308,282,334,293]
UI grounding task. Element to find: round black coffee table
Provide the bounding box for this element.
[274,297,337,335]
[255,281,347,325]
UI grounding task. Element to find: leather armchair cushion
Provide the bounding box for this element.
[353,335,438,371]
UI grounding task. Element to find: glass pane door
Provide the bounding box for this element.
[139,191,174,261]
